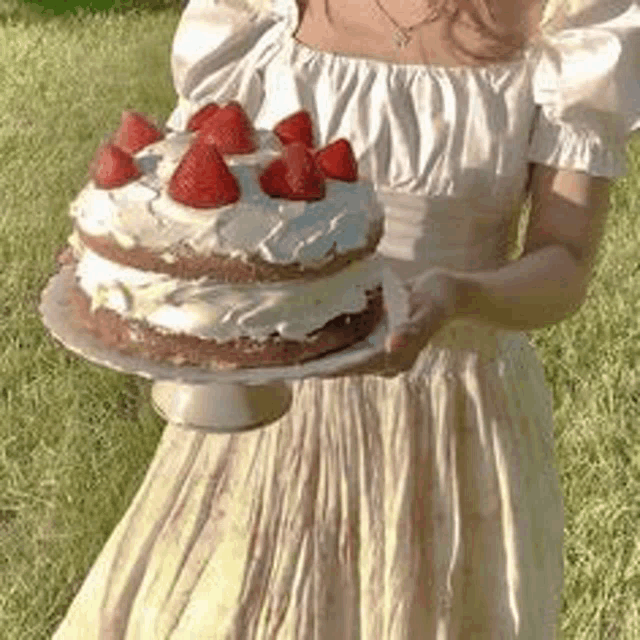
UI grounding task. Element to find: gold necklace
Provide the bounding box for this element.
[373,0,449,49]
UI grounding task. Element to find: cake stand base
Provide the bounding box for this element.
[151,379,293,432]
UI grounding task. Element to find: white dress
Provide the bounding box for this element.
[52,0,640,638]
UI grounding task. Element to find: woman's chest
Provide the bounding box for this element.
[293,0,540,67]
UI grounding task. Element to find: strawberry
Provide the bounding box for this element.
[199,101,256,154]
[112,110,164,155]
[90,143,142,189]
[168,137,240,208]
[187,103,220,132]
[273,110,314,148]
[259,141,325,200]
[258,159,291,199]
[313,138,358,182]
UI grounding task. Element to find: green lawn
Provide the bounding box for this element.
[0,4,638,639]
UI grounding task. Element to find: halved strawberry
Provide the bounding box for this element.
[273,110,314,148]
[259,142,325,200]
[90,143,142,189]
[313,138,358,182]
[168,137,240,208]
[199,101,256,154]
[112,110,164,155]
[187,103,220,132]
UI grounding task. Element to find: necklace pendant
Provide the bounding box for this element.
[393,29,411,48]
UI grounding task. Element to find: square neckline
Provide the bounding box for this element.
[286,0,544,72]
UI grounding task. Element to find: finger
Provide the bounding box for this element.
[385,331,407,353]
[385,323,420,352]
[385,333,404,353]
[407,292,423,318]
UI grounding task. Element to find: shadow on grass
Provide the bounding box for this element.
[0,0,186,27]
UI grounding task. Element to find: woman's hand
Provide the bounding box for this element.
[323,268,461,378]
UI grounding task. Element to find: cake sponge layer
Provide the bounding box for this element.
[67,278,384,369]
[72,211,383,282]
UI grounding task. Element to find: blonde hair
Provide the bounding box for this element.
[434,0,578,64]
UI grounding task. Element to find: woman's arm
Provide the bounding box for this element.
[450,165,612,331]
[331,165,612,376]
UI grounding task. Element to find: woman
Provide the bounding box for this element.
[53,0,640,637]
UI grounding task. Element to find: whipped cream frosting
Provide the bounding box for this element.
[69,129,384,268]
[72,237,384,342]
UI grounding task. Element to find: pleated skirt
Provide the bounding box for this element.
[52,319,564,639]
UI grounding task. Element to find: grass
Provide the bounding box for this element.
[0,3,638,639]
[0,0,181,26]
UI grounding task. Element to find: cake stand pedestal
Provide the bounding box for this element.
[40,265,397,432]
[150,379,293,432]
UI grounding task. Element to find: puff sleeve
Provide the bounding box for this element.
[166,0,285,131]
[528,0,640,178]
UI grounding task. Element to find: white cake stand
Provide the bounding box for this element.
[40,265,398,432]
